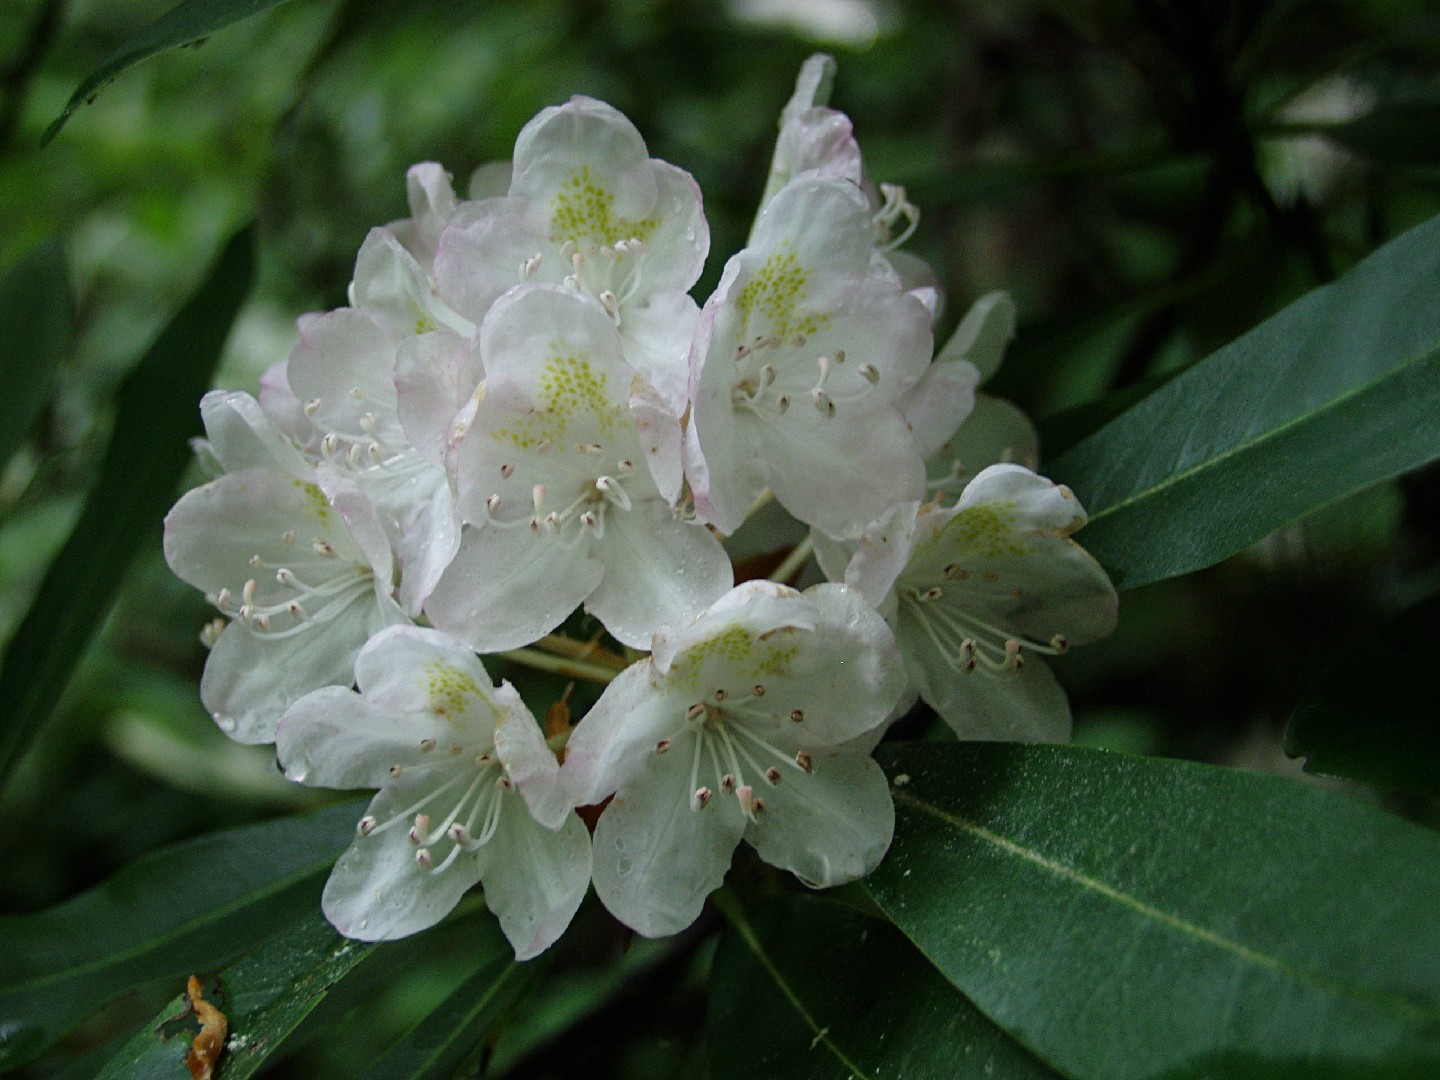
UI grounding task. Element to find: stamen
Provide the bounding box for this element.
[789,709,804,723]
[655,739,671,754]
[415,848,433,868]
[692,786,711,810]
[859,363,880,384]
[765,766,782,785]
[795,750,813,773]
[500,462,515,479]
[303,398,322,417]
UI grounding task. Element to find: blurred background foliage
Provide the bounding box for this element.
[2,0,1439,1075]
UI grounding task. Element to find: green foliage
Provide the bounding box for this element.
[43,0,298,145]
[0,800,357,1070]
[1049,210,1440,590]
[0,228,254,786]
[0,238,69,478]
[1285,594,1440,795]
[709,893,1058,1079]
[866,743,1440,1080]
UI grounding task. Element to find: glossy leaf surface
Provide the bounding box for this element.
[708,893,1058,1079]
[866,742,1440,1080]
[1047,212,1440,589]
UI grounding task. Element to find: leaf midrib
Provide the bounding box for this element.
[892,788,1439,1025]
[1074,341,1440,526]
[0,854,333,997]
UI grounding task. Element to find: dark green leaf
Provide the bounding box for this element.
[1047,212,1440,589]
[1322,100,1440,166]
[1285,594,1440,795]
[867,743,1440,1080]
[0,799,358,1070]
[357,954,535,1080]
[43,1,297,144]
[0,237,69,478]
[94,912,380,1080]
[708,892,1058,1079]
[0,228,254,785]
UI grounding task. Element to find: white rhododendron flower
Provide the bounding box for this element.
[427,284,730,651]
[277,626,591,958]
[164,392,407,743]
[162,54,1120,959]
[687,176,933,539]
[435,96,708,412]
[842,464,1118,742]
[562,581,907,937]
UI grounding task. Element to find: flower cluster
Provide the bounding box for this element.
[164,55,1117,958]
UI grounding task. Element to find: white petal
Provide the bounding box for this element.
[560,659,678,807]
[843,501,921,610]
[927,392,1040,497]
[897,358,980,459]
[586,499,733,649]
[322,773,483,940]
[395,329,484,470]
[199,390,310,476]
[591,741,746,937]
[744,748,893,888]
[276,684,463,789]
[287,308,402,444]
[492,681,569,829]
[423,523,604,654]
[917,653,1073,743]
[510,96,656,220]
[936,291,1016,383]
[617,289,699,418]
[353,624,497,722]
[352,228,468,338]
[433,198,546,325]
[478,806,591,960]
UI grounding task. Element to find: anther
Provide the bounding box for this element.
[834,349,847,363]
[357,816,377,836]
[789,709,804,723]
[692,786,712,810]
[255,614,271,632]
[617,459,635,475]
[765,767,782,785]
[448,824,469,844]
[812,389,836,417]
[287,601,307,619]
[313,540,336,557]
[368,442,384,464]
[199,618,225,649]
[795,750,813,773]
[388,764,403,777]
[415,848,433,869]
[713,688,727,702]
[752,684,766,697]
[776,394,791,414]
[486,494,502,515]
[408,813,431,845]
[321,433,341,456]
[500,462,515,479]
[303,398,322,417]
[248,554,264,569]
[242,578,258,604]
[581,443,603,455]
[275,567,296,586]
[349,386,365,400]
[520,253,542,279]
[859,363,880,384]
[1051,635,1069,653]
[282,529,296,546]
[721,774,737,794]
[347,444,364,468]
[655,739,671,754]
[598,290,619,317]
[919,586,943,602]
[420,738,436,752]
[758,364,777,389]
[216,587,231,608]
[685,703,706,722]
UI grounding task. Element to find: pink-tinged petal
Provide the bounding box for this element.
[434,198,549,325]
[258,359,321,451]
[317,464,395,589]
[477,807,591,960]
[628,376,684,505]
[898,358,980,459]
[617,289,699,418]
[386,162,458,266]
[476,284,629,396]
[352,228,469,339]
[586,499,733,649]
[423,523,604,654]
[591,743,747,937]
[744,748,892,888]
[746,177,875,308]
[322,773,484,941]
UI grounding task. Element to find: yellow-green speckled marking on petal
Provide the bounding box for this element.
[735,244,828,340]
[550,167,657,247]
[425,661,484,720]
[941,502,1030,558]
[292,480,330,525]
[494,353,620,449]
[670,624,800,686]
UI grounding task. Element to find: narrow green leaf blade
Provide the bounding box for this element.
[708,893,1059,1079]
[0,238,70,477]
[1285,594,1440,795]
[43,1,296,144]
[357,955,536,1080]
[0,227,254,785]
[94,912,380,1080]
[867,743,1440,1080]
[0,800,358,1070]
[1047,212,1440,589]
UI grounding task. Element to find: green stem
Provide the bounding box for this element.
[497,647,621,685]
[768,536,814,584]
